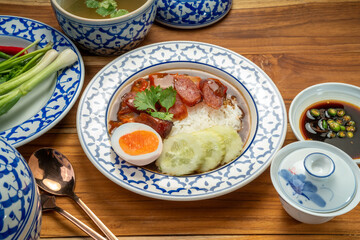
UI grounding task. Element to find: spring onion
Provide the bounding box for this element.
[0,41,52,73]
[0,48,78,116]
[0,49,58,95]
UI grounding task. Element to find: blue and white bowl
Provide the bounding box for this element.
[156,0,232,29]
[50,0,157,55]
[0,137,42,239]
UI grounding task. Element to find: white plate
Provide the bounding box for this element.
[0,16,84,147]
[77,41,287,201]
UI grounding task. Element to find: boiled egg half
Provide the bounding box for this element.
[111,123,163,166]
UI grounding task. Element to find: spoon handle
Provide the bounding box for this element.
[73,196,118,240]
[54,206,107,240]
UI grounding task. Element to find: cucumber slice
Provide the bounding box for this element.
[193,129,225,172]
[156,133,204,176]
[208,126,243,165]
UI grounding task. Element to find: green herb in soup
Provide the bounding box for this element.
[62,0,146,19]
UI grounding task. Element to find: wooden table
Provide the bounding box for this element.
[1,0,360,239]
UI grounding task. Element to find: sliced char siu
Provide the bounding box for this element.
[199,78,228,109]
[174,74,202,107]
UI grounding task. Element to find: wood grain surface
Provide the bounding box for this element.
[1,0,360,239]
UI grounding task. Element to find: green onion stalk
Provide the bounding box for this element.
[0,49,78,116]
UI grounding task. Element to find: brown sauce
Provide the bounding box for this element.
[300,100,360,159]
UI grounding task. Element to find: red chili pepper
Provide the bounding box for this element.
[0,46,28,56]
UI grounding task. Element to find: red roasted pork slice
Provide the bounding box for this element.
[174,74,202,107]
[131,78,149,92]
[199,78,228,109]
[117,100,133,119]
[135,113,173,139]
[161,93,188,121]
[109,112,138,134]
[187,75,202,88]
[149,73,174,89]
[122,91,138,112]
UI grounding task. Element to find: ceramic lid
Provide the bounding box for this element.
[271,141,358,213]
[0,136,41,239]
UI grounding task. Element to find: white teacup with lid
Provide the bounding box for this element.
[270,140,360,224]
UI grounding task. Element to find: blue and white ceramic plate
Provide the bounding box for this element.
[77,41,286,201]
[0,16,84,147]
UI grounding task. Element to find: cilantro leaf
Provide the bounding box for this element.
[151,112,174,121]
[134,86,161,112]
[99,0,117,9]
[86,0,100,8]
[110,9,129,18]
[133,85,176,121]
[159,86,176,111]
[96,7,113,17]
[87,0,128,18]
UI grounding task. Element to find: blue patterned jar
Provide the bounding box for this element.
[50,0,157,55]
[156,0,232,29]
[0,137,42,239]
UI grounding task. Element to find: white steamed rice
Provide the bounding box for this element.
[169,99,243,137]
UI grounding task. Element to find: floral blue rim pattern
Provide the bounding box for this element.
[156,0,232,28]
[0,16,84,147]
[0,137,40,239]
[77,41,287,200]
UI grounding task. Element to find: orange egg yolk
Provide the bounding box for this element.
[119,130,159,156]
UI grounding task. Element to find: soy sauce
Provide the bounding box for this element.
[300,100,360,159]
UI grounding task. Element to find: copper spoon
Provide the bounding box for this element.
[29,148,118,240]
[41,192,106,240]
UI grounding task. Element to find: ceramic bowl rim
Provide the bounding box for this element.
[50,0,154,23]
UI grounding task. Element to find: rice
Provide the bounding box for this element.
[169,98,243,137]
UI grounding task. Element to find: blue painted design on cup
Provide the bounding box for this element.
[278,169,327,208]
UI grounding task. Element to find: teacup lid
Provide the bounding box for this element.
[271,141,358,213]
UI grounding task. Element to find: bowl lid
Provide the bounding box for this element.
[271,141,358,213]
[0,136,39,238]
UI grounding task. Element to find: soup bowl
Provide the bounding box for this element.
[0,137,42,239]
[50,0,157,55]
[289,82,360,164]
[77,41,287,200]
[156,0,232,29]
